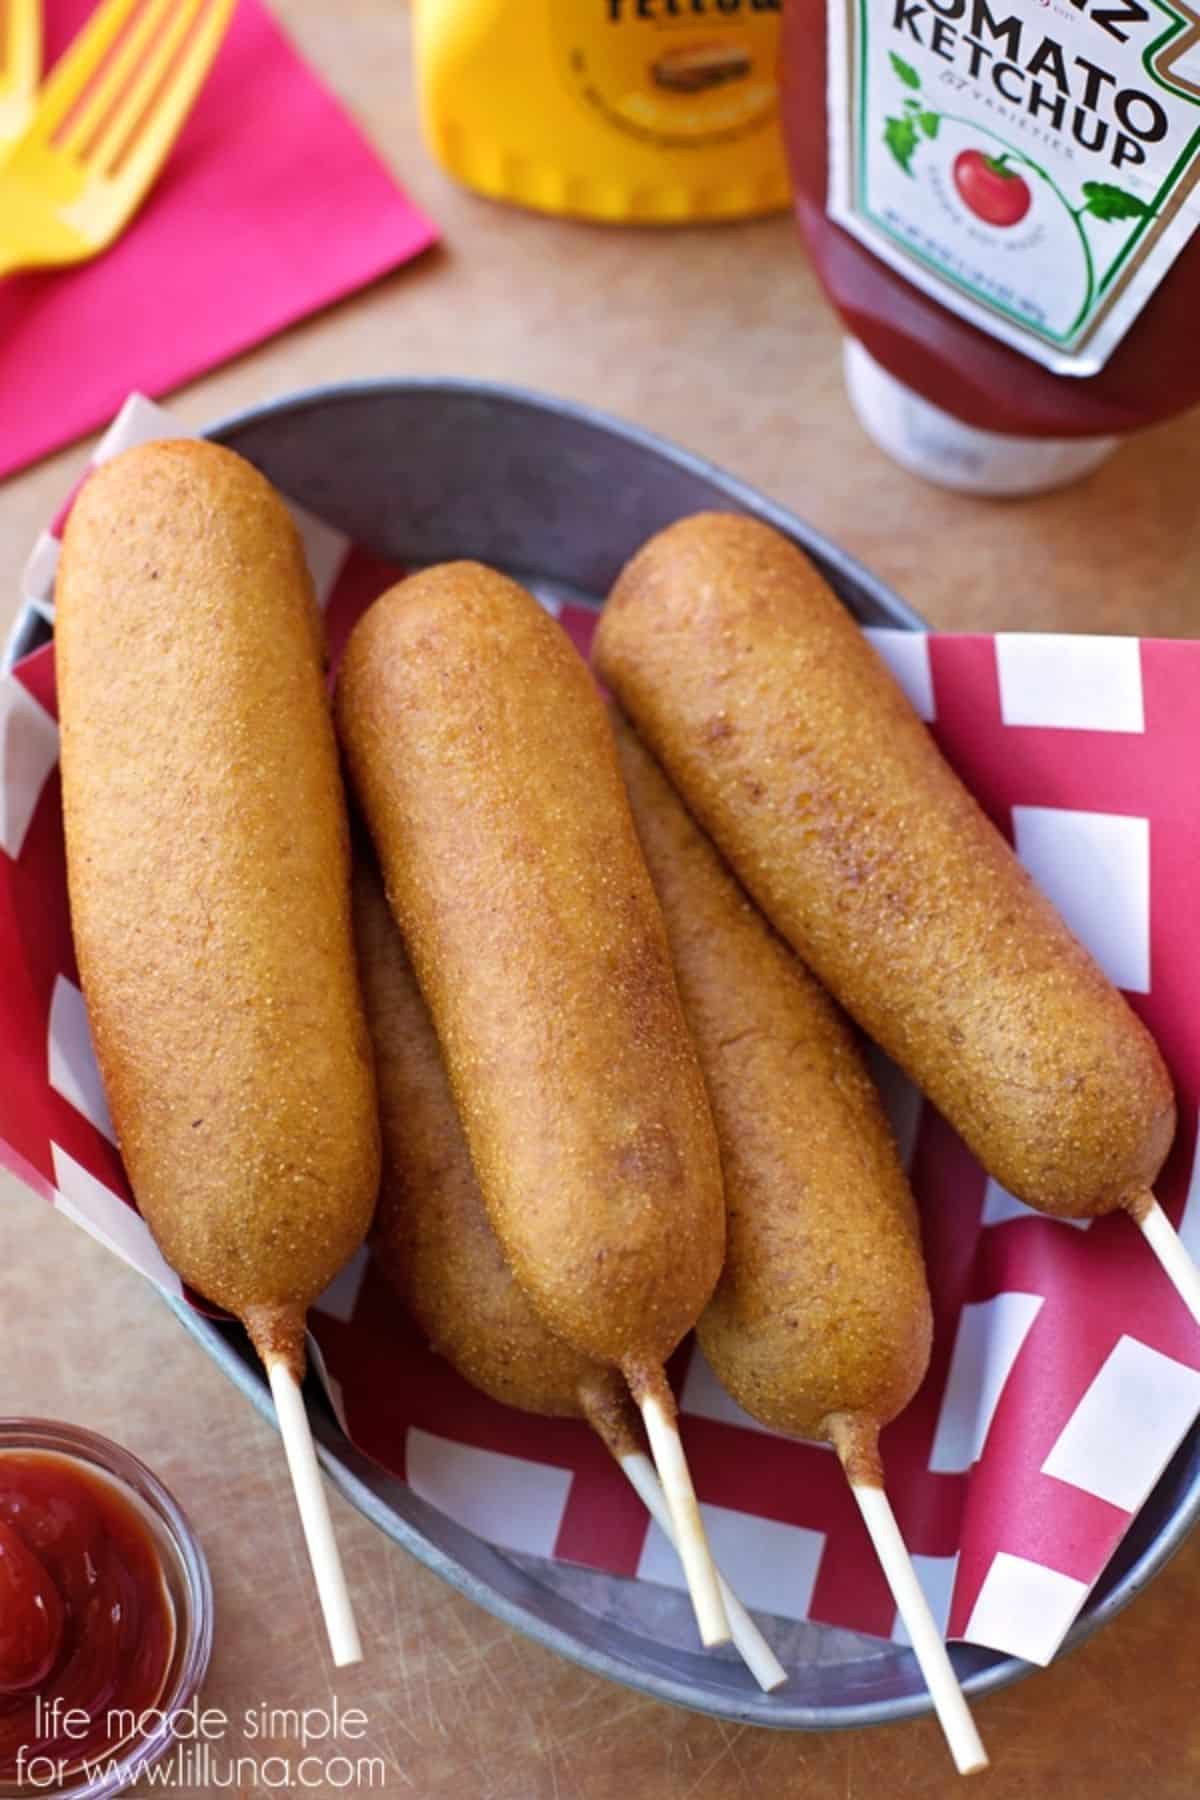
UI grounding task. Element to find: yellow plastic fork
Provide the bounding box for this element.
[0,0,41,144]
[0,0,236,277]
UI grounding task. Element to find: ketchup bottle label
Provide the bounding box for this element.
[826,0,1200,375]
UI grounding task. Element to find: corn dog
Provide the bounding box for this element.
[57,440,379,1371]
[613,715,930,1455]
[613,715,986,1775]
[352,856,786,1691]
[594,514,1175,1225]
[336,563,730,1643]
[352,857,608,1425]
[57,441,380,1665]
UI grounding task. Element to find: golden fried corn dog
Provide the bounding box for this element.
[57,440,379,1374]
[595,514,1175,1225]
[352,857,785,1691]
[613,715,930,1456]
[352,858,610,1423]
[337,564,729,1642]
[613,717,986,1775]
[57,440,381,1665]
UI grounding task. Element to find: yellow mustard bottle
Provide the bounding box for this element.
[414,0,789,224]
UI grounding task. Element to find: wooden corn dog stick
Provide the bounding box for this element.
[580,1376,780,1682]
[267,1360,362,1668]
[1131,1194,1200,1328]
[848,1485,985,1777]
[628,1371,728,1648]
[831,1419,986,1778]
[616,1446,786,1691]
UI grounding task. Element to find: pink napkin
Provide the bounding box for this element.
[0,0,438,480]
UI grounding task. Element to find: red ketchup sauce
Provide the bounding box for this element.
[0,1454,174,1782]
[781,0,1200,441]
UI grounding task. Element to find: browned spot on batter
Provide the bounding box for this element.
[827,1412,883,1487]
[612,910,678,1054]
[614,1121,684,1193]
[578,1374,641,1461]
[242,1301,307,1382]
[1123,1186,1155,1224]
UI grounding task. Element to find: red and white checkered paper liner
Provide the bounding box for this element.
[5,395,1200,1669]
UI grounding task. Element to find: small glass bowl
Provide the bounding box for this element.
[0,1420,213,1800]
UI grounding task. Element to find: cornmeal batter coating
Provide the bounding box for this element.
[57,441,380,1374]
[615,717,930,1447]
[595,514,1175,1221]
[336,563,725,1373]
[353,858,618,1424]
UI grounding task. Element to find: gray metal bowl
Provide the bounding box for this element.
[10,379,1199,1732]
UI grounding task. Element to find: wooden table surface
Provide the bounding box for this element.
[3,4,1199,1795]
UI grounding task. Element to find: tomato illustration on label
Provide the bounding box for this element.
[881,53,1158,331]
[952,152,1031,229]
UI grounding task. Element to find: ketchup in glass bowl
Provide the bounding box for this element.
[0,1423,211,1799]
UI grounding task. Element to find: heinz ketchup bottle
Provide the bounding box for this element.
[782,0,1200,495]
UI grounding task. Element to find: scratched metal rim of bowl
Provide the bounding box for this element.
[6,378,1197,1732]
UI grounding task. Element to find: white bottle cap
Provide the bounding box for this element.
[843,339,1118,499]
